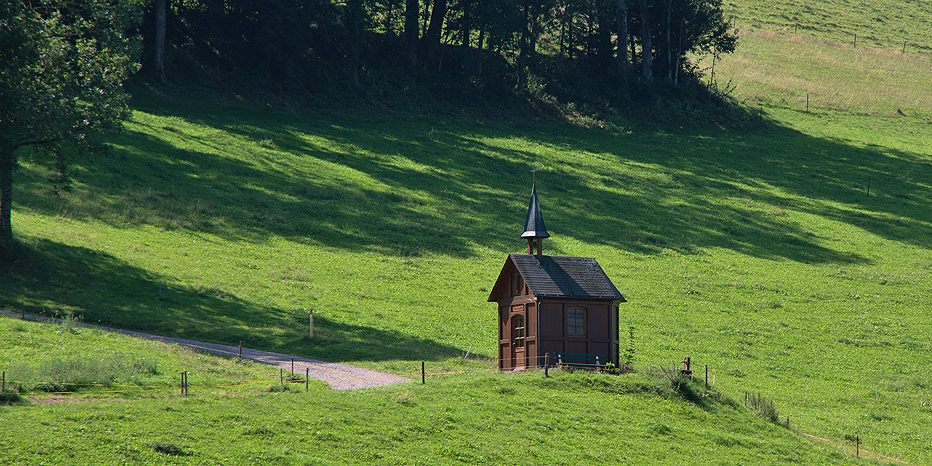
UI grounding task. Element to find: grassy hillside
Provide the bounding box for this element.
[3,0,932,463]
[718,0,932,117]
[1,317,858,465]
[728,0,932,50]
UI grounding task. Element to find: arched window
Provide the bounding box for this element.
[567,307,586,336]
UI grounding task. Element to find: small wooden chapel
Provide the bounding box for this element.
[488,182,626,370]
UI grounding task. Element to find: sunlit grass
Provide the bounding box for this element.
[2,0,932,461]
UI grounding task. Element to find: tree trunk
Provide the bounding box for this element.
[638,0,652,81]
[674,18,683,85]
[153,0,167,83]
[665,0,672,83]
[597,4,612,71]
[517,2,531,94]
[617,0,628,75]
[476,25,484,75]
[347,0,364,88]
[517,25,528,94]
[421,0,447,63]
[405,0,420,66]
[460,0,471,47]
[0,148,15,260]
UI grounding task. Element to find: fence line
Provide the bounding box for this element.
[731,13,931,55]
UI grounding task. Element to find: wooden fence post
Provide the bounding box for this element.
[856,435,860,458]
[239,341,243,359]
[280,369,284,389]
[306,367,309,393]
[2,371,5,392]
[421,362,425,384]
[544,353,550,378]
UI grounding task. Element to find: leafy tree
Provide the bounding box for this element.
[0,0,139,260]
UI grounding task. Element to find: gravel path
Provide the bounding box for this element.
[1,310,409,390]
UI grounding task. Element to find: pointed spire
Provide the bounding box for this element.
[521,181,549,256]
[521,182,549,240]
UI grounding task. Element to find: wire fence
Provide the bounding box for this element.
[1,311,908,463]
[730,14,932,55]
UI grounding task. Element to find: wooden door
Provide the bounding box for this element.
[512,315,526,369]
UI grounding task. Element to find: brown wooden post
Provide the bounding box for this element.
[544,353,550,377]
[280,369,284,389]
[291,358,294,376]
[856,435,860,458]
[306,367,309,392]
[2,371,5,392]
[421,362,426,384]
[239,342,243,359]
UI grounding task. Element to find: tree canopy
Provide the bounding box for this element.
[0,0,139,259]
[141,0,736,93]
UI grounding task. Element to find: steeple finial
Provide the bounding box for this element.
[521,174,549,255]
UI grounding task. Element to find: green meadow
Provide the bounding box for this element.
[3,0,932,463]
[0,318,858,464]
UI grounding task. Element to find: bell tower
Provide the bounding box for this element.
[521,179,549,256]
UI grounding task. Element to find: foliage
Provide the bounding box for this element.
[0,0,139,259]
[139,0,735,102]
[745,391,780,424]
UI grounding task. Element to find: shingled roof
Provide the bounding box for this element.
[488,254,626,302]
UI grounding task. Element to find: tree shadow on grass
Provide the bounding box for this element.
[20,100,920,266]
[0,240,465,362]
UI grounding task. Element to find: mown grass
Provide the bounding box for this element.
[727,0,932,52]
[710,30,932,118]
[716,0,932,117]
[0,329,859,465]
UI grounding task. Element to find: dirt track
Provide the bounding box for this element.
[1,310,409,390]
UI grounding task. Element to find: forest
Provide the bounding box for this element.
[140,0,737,103]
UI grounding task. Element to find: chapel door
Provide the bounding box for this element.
[512,315,526,369]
